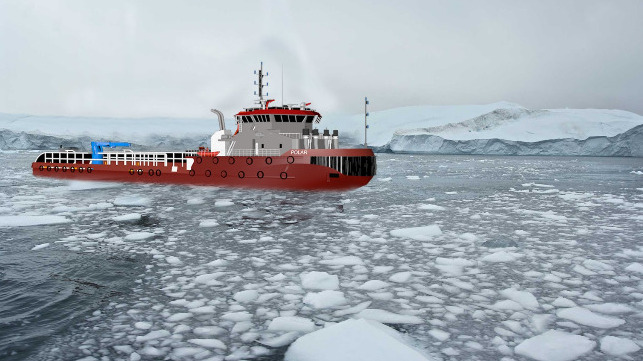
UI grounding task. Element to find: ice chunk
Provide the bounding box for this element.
[300,271,339,290]
[319,256,364,266]
[500,288,539,310]
[233,290,259,303]
[0,215,70,227]
[165,256,181,265]
[355,309,423,324]
[31,243,50,251]
[112,213,141,222]
[214,200,234,207]
[187,338,227,350]
[194,272,225,285]
[389,271,412,283]
[428,329,450,341]
[492,300,524,311]
[358,280,390,291]
[556,307,625,328]
[599,336,640,356]
[268,316,316,333]
[552,297,577,308]
[303,290,347,309]
[584,303,634,315]
[198,219,219,227]
[333,301,372,317]
[134,322,152,330]
[114,196,150,207]
[390,225,442,241]
[284,319,432,361]
[193,326,225,337]
[418,204,445,211]
[406,175,421,180]
[514,330,595,361]
[625,262,643,274]
[166,313,193,322]
[221,311,252,322]
[480,251,522,263]
[136,330,171,342]
[124,232,155,241]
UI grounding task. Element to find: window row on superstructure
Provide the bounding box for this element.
[239,114,316,123]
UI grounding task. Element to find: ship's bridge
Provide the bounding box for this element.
[211,63,338,156]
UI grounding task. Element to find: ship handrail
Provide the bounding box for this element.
[279,132,302,139]
[39,150,201,169]
[228,149,281,156]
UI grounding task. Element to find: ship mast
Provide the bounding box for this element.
[364,96,369,147]
[254,62,268,108]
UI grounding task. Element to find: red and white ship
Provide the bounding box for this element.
[31,63,376,191]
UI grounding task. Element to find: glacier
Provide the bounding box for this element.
[1,102,642,156]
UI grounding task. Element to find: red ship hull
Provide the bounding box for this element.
[32,149,375,191]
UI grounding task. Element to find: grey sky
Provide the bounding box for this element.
[1,0,642,118]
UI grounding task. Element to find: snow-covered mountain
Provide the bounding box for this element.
[322,102,643,145]
[1,102,642,156]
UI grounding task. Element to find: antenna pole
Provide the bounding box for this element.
[282,63,284,106]
[364,97,369,147]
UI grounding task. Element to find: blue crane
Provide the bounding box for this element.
[91,141,131,164]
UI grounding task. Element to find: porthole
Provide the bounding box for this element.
[257,171,264,179]
[221,170,227,178]
[238,171,245,179]
[280,172,287,179]
[205,170,212,177]
[287,156,295,164]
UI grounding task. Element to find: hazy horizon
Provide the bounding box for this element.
[2,0,642,119]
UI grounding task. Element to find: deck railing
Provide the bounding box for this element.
[228,149,282,156]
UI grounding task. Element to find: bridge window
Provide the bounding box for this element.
[275,115,283,122]
[306,116,314,123]
[297,115,305,122]
[289,115,296,122]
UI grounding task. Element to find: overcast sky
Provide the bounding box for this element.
[1,0,642,119]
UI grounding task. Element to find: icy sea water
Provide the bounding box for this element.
[0,151,642,361]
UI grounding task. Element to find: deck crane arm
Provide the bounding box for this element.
[91,141,131,164]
